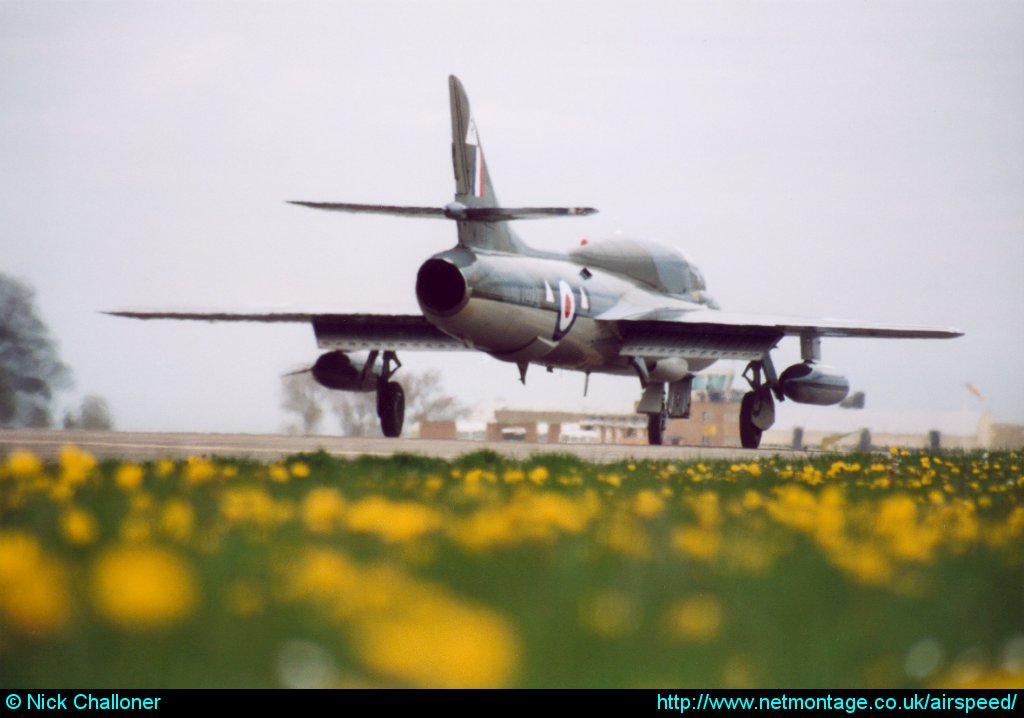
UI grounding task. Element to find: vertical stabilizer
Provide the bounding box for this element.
[448,75,525,253]
[449,75,499,207]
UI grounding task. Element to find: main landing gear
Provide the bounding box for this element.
[647,409,668,446]
[375,351,405,437]
[739,358,778,449]
[633,368,693,446]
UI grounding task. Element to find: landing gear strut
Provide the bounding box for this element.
[647,409,668,446]
[376,351,405,438]
[740,358,779,449]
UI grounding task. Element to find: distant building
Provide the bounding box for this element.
[433,370,1024,450]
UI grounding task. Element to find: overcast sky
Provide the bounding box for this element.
[3,1,1022,433]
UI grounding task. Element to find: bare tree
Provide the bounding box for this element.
[280,372,326,435]
[63,395,115,431]
[0,273,71,427]
[280,367,464,437]
[326,391,380,437]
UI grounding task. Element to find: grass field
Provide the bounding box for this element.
[1,446,1022,688]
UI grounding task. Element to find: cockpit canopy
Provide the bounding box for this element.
[569,238,706,297]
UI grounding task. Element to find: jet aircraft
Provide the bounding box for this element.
[110,76,962,447]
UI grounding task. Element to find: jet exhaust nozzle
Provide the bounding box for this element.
[416,258,469,315]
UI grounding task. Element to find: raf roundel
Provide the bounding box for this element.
[553,280,577,340]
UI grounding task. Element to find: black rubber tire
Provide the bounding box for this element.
[739,391,763,449]
[378,381,405,438]
[647,411,667,445]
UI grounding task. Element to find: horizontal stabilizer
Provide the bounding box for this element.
[290,200,596,222]
[288,201,446,217]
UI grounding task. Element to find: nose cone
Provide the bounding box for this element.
[416,257,469,316]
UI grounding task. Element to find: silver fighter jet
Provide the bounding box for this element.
[110,76,961,447]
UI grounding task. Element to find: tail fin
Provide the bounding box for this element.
[449,75,499,207]
[290,76,596,255]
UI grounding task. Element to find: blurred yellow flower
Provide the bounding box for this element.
[184,456,216,485]
[155,458,176,477]
[633,489,664,518]
[59,445,96,485]
[0,532,71,636]
[301,487,347,535]
[160,499,195,543]
[221,488,293,530]
[344,496,442,543]
[527,466,549,485]
[4,451,43,478]
[289,461,311,478]
[115,463,144,491]
[90,545,199,630]
[672,526,721,561]
[60,506,99,546]
[355,597,520,687]
[579,590,635,639]
[665,595,723,642]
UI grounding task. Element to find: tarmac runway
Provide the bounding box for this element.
[0,428,812,463]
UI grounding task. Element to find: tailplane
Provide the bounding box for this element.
[289,75,595,254]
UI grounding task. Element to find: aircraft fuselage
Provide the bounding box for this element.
[416,244,715,382]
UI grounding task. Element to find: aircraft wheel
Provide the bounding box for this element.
[647,411,667,446]
[377,381,405,438]
[739,391,763,449]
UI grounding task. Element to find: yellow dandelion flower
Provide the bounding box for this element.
[160,499,195,543]
[289,461,311,478]
[0,532,71,636]
[665,595,723,642]
[742,490,763,511]
[155,458,176,477]
[579,590,635,638]
[344,496,442,543]
[633,489,664,519]
[601,472,622,488]
[220,488,293,530]
[91,545,199,630]
[4,451,43,478]
[502,468,525,484]
[59,445,96,484]
[268,464,290,483]
[831,544,893,586]
[690,492,721,528]
[355,597,520,687]
[184,456,216,485]
[527,466,549,485]
[60,506,99,546]
[672,526,721,561]
[301,487,347,535]
[423,475,444,494]
[115,463,145,491]
[285,549,362,611]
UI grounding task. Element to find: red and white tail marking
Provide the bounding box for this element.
[466,119,485,198]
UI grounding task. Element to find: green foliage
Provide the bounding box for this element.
[1,448,1022,688]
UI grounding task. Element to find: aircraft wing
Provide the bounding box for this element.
[105,311,470,352]
[608,308,962,361]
